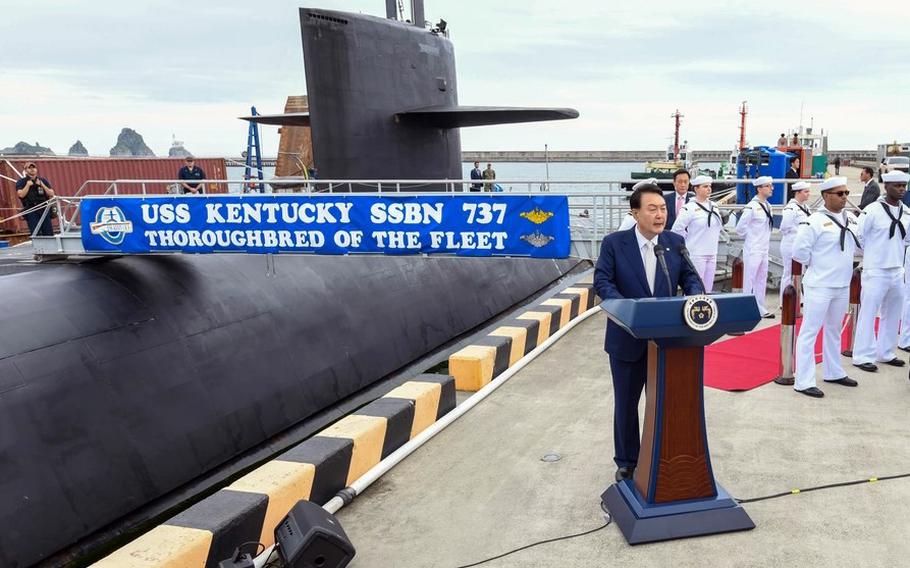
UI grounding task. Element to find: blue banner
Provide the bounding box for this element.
[80,195,570,257]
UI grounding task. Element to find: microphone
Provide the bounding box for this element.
[653,244,674,297]
[677,245,707,295]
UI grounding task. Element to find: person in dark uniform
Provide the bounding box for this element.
[785,156,801,201]
[663,168,694,230]
[858,166,881,209]
[178,157,206,194]
[15,162,56,236]
[469,161,482,191]
[593,184,702,482]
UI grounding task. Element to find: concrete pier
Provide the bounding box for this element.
[337,298,910,567]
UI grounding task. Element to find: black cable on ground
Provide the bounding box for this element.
[454,503,612,568]
[737,472,910,504]
[450,473,910,567]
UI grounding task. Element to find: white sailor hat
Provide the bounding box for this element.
[882,171,910,183]
[819,177,848,192]
[691,175,713,186]
[792,181,811,191]
[752,176,773,187]
[631,177,659,190]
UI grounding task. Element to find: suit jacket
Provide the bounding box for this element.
[859,180,881,210]
[593,229,703,362]
[663,190,693,231]
[470,168,483,188]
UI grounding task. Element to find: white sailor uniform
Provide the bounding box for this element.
[792,208,860,391]
[671,198,723,291]
[619,213,636,231]
[853,198,910,365]
[778,198,811,303]
[901,249,910,350]
[735,196,774,315]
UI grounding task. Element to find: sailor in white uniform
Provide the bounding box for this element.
[791,177,860,398]
[778,181,812,305]
[901,222,910,353]
[852,172,910,371]
[735,176,775,317]
[619,178,658,231]
[671,174,722,291]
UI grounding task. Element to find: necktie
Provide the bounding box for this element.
[824,213,860,251]
[797,203,810,217]
[880,202,906,239]
[676,195,684,216]
[643,241,656,294]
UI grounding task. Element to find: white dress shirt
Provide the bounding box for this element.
[671,198,722,255]
[735,196,774,254]
[779,199,811,242]
[857,198,910,273]
[792,207,859,288]
[634,225,658,294]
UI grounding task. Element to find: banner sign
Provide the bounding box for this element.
[80,195,570,257]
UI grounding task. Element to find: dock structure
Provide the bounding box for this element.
[335,300,910,568]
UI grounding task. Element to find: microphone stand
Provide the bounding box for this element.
[653,245,675,297]
[678,245,707,295]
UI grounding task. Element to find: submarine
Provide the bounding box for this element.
[0,3,581,567]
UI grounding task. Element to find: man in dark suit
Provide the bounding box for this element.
[663,168,694,230]
[469,161,483,191]
[858,166,881,209]
[785,156,800,201]
[594,184,703,482]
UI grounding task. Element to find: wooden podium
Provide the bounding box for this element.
[600,293,760,544]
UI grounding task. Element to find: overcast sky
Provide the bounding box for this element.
[3,0,909,157]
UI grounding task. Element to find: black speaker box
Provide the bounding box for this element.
[276,500,356,568]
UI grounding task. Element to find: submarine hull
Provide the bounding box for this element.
[0,253,581,567]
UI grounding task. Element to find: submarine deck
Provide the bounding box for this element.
[335,305,910,568]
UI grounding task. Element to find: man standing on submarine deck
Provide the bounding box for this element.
[593,184,702,482]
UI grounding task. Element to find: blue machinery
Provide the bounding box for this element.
[736,145,795,205]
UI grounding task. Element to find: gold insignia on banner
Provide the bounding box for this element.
[520,231,555,248]
[520,208,554,224]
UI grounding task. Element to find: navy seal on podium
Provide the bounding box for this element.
[593,183,702,483]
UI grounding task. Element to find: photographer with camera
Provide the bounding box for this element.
[15,162,56,236]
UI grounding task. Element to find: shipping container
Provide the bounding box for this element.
[0,156,227,234]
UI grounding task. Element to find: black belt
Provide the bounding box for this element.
[880,201,907,239]
[824,213,860,252]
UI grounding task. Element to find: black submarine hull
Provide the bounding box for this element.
[0,253,581,567]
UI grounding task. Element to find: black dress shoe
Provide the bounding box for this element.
[762,313,776,319]
[899,346,910,354]
[881,358,906,367]
[615,466,635,482]
[796,387,825,398]
[825,377,858,387]
[853,362,878,372]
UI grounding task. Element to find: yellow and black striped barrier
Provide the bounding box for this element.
[93,374,456,568]
[449,284,598,391]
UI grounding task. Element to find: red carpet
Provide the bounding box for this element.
[704,317,857,392]
[704,325,784,391]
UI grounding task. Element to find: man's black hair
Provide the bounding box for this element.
[862,166,875,176]
[629,184,663,209]
[672,168,690,181]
